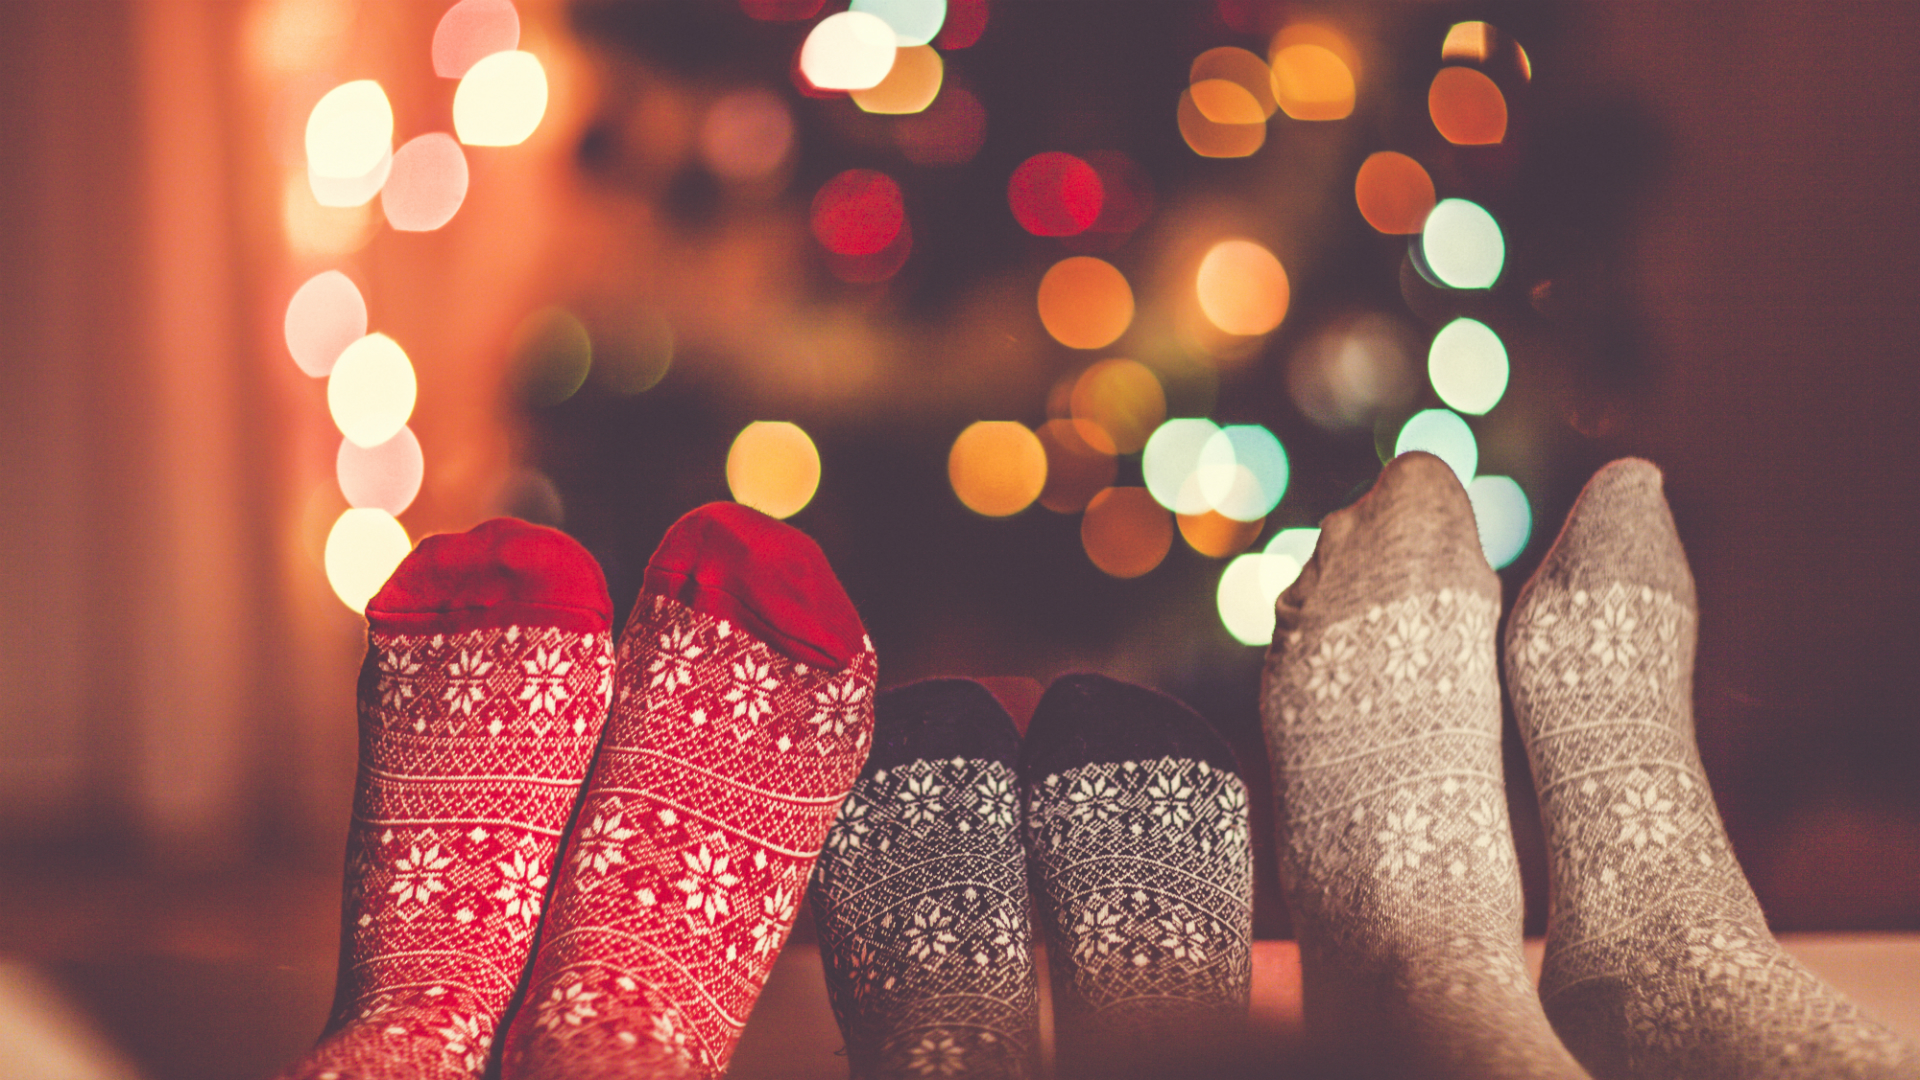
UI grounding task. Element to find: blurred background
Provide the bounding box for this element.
[2,1,1917,1077]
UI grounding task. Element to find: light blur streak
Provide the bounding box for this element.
[328,333,418,448]
[799,11,898,91]
[308,148,389,208]
[727,421,821,519]
[337,426,424,516]
[433,0,519,79]
[284,270,367,377]
[1420,198,1505,290]
[1037,256,1133,350]
[1143,417,1219,514]
[849,0,947,47]
[1467,475,1532,569]
[306,79,392,178]
[1428,317,1509,415]
[1394,409,1478,485]
[325,508,412,614]
[852,44,943,114]
[949,421,1047,517]
[381,133,469,231]
[1197,239,1289,336]
[453,51,549,146]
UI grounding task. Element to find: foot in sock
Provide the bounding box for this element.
[1506,458,1920,1080]
[1022,673,1254,1079]
[274,519,615,1080]
[1261,452,1589,1079]
[499,503,877,1079]
[810,678,1040,1079]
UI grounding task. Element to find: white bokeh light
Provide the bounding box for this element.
[799,11,898,91]
[1394,409,1478,485]
[1468,474,1532,569]
[306,80,393,179]
[1420,198,1505,289]
[1428,317,1509,415]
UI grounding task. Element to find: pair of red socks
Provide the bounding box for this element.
[275,504,877,1080]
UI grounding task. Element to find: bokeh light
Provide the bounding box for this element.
[1037,256,1133,350]
[382,133,469,232]
[812,169,905,256]
[1441,22,1532,82]
[1197,239,1289,336]
[1429,66,1508,146]
[1177,87,1266,158]
[934,0,987,49]
[1467,475,1531,569]
[1261,526,1321,597]
[826,217,913,283]
[1081,487,1172,579]
[328,333,417,449]
[1269,24,1356,121]
[1179,511,1262,558]
[1354,151,1435,235]
[1287,312,1418,431]
[325,507,413,614]
[308,149,390,208]
[895,82,985,165]
[1085,151,1154,237]
[1200,424,1288,521]
[852,44,943,114]
[594,308,674,395]
[701,89,794,181]
[1191,46,1277,118]
[283,174,378,260]
[799,11,898,91]
[306,80,392,179]
[513,307,593,407]
[1143,417,1219,514]
[337,425,424,516]
[1394,409,1478,485]
[1190,79,1266,126]
[1070,359,1164,455]
[1036,418,1117,513]
[1008,152,1104,238]
[1218,553,1278,646]
[432,0,519,79]
[453,51,548,147]
[949,421,1047,517]
[1427,317,1509,415]
[1420,198,1505,290]
[284,270,367,377]
[849,0,947,47]
[727,421,821,520]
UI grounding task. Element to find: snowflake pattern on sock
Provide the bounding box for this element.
[275,624,612,1080]
[500,593,876,1080]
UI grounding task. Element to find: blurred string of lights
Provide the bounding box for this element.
[281,0,550,612]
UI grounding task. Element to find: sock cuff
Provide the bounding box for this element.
[1023,673,1238,778]
[640,502,866,672]
[367,517,613,635]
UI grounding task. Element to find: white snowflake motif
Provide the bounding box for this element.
[436,1013,491,1073]
[827,797,870,855]
[648,623,703,694]
[1305,635,1357,702]
[1375,805,1436,876]
[1214,782,1249,844]
[442,649,494,718]
[985,906,1027,964]
[809,678,868,750]
[647,1009,688,1056]
[571,802,636,878]
[389,841,452,910]
[1066,773,1119,822]
[973,771,1016,830]
[377,649,421,712]
[518,646,574,715]
[1156,907,1210,963]
[1627,993,1691,1054]
[1611,770,1681,850]
[750,886,797,958]
[724,657,779,726]
[1072,902,1126,961]
[1144,769,1194,828]
[536,979,601,1034]
[896,771,947,827]
[1686,928,1768,983]
[902,902,960,962]
[1381,608,1433,684]
[1589,598,1641,669]
[494,845,549,935]
[905,1032,966,1076]
[1461,798,1504,876]
[675,840,742,925]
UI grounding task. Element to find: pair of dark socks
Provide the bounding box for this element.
[809,674,1256,1079]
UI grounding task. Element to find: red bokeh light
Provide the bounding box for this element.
[895,82,987,165]
[827,218,913,284]
[1084,151,1154,236]
[741,0,825,20]
[1008,152,1104,238]
[811,169,906,256]
[936,0,989,49]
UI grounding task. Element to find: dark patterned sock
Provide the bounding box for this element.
[810,678,1040,1079]
[1021,674,1254,1080]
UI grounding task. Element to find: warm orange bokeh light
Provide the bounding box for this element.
[948,421,1048,517]
[1269,24,1357,121]
[1177,88,1266,158]
[1441,21,1532,82]
[1190,46,1276,118]
[1037,256,1134,350]
[852,44,943,114]
[1177,510,1264,558]
[1196,239,1290,336]
[726,421,821,520]
[1081,487,1173,579]
[1070,359,1165,455]
[1036,419,1117,513]
[1189,79,1266,126]
[1429,66,1508,145]
[1354,151,1436,235]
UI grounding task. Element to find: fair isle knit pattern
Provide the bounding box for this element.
[500,593,877,1080]
[1507,459,1920,1080]
[277,623,613,1080]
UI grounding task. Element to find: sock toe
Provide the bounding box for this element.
[1521,457,1694,606]
[642,502,866,672]
[1022,673,1238,780]
[868,677,1022,774]
[368,517,612,634]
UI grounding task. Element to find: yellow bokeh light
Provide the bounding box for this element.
[1081,487,1173,579]
[948,421,1047,517]
[1191,46,1277,118]
[1441,21,1493,64]
[306,80,393,179]
[1269,24,1356,122]
[325,507,412,614]
[1070,359,1165,455]
[328,333,418,449]
[1178,510,1263,558]
[853,44,943,114]
[1037,256,1134,350]
[454,50,549,147]
[799,11,898,91]
[1197,239,1290,337]
[727,421,821,520]
[1190,79,1266,126]
[1177,87,1266,159]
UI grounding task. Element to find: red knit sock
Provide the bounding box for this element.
[274,518,614,1080]
[499,503,877,1080]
